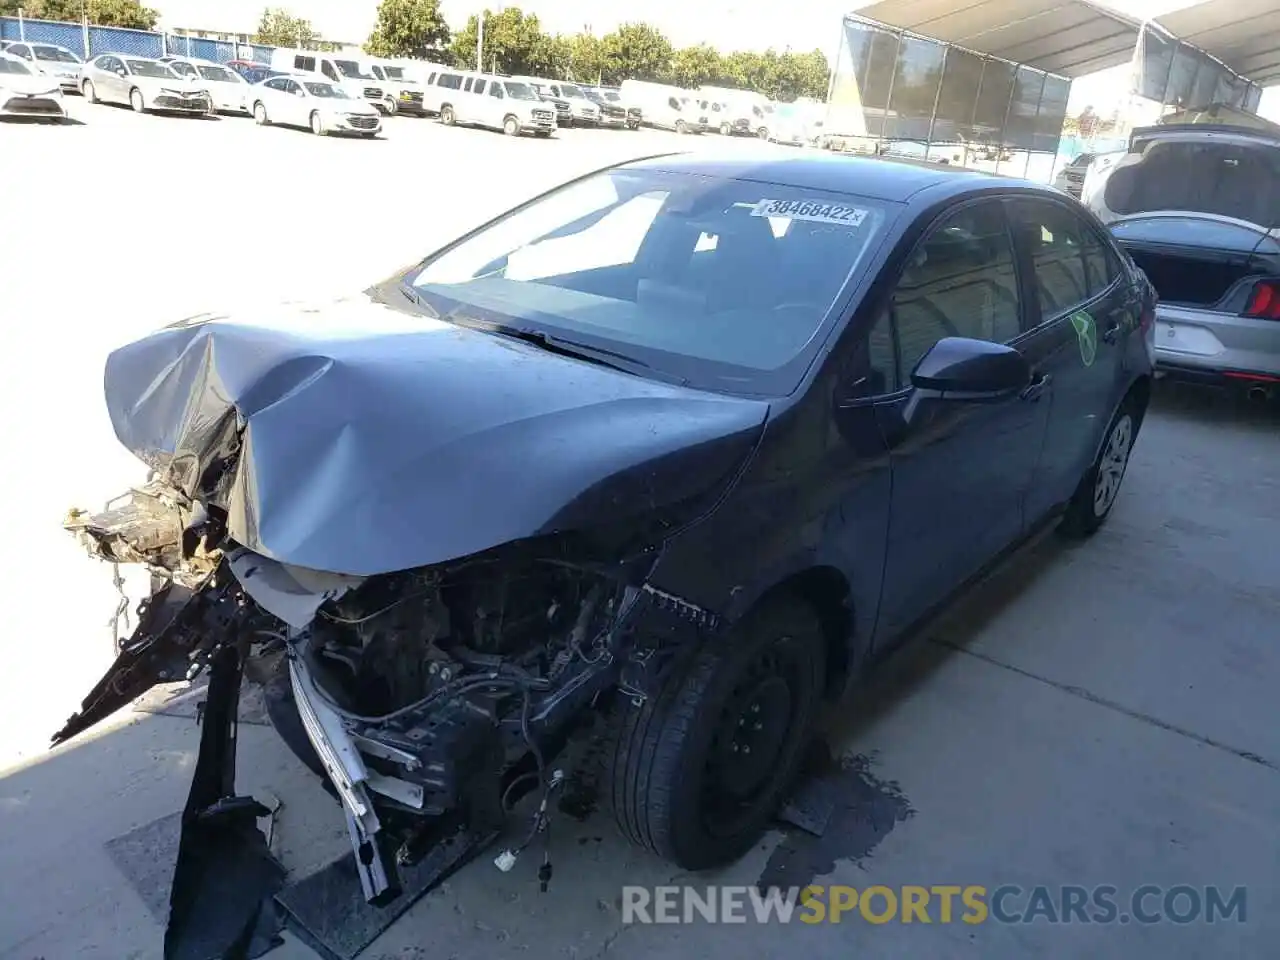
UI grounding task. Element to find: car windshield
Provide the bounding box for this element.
[604,91,620,102]
[335,59,374,80]
[34,45,80,63]
[127,59,177,78]
[0,57,32,75]
[559,83,585,98]
[197,64,237,83]
[503,81,538,100]
[1103,137,1280,228]
[304,81,346,98]
[409,168,889,396]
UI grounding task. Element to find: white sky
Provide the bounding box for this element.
[154,0,1278,117]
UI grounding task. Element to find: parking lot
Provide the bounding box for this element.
[1,98,1278,960]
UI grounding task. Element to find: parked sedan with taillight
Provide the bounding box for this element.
[0,51,68,120]
[1086,122,1280,398]
[1,40,83,93]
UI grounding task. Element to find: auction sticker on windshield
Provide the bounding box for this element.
[751,199,868,226]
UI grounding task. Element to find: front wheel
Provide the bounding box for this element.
[502,115,520,136]
[82,79,98,104]
[719,121,732,136]
[1058,393,1142,538]
[605,595,826,870]
[129,87,145,113]
[309,110,325,136]
[439,104,455,126]
[756,126,769,140]
[253,101,269,125]
[675,119,688,135]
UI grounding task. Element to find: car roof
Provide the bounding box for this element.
[619,149,1040,203]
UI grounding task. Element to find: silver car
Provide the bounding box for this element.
[2,41,83,93]
[0,51,68,120]
[80,54,212,115]
[1086,123,1280,398]
[160,56,250,114]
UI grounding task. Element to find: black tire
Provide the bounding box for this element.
[129,87,145,113]
[606,595,826,870]
[756,126,769,140]
[253,101,269,125]
[82,79,98,104]
[440,104,455,126]
[1058,391,1143,539]
[309,110,325,136]
[675,119,688,135]
[502,114,520,136]
[719,121,732,136]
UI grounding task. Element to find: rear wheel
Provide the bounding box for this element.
[502,115,520,136]
[440,104,455,126]
[606,595,826,869]
[1058,392,1142,538]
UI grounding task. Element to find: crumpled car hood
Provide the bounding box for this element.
[103,296,769,576]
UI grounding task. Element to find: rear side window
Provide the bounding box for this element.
[1011,200,1090,318]
[474,78,486,94]
[891,200,1021,382]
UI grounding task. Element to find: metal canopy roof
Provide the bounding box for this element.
[1156,0,1280,85]
[850,0,1144,78]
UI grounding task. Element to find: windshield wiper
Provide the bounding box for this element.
[458,319,650,374]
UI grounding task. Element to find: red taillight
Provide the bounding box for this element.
[1243,280,1280,320]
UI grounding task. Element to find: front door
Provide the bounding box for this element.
[869,198,1051,645]
[1007,198,1135,520]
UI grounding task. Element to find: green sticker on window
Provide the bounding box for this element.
[1070,310,1097,367]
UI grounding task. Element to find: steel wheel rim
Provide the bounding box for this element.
[1093,413,1133,517]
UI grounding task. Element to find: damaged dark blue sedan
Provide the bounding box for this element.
[58,150,1156,931]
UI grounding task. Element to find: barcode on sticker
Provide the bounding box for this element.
[750,199,868,226]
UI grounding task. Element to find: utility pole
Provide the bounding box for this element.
[476,8,484,72]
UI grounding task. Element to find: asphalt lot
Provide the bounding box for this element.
[1,97,1278,960]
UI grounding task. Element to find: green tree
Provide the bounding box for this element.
[562,31,605,83]
[253,7,319,47]
[448,7,554,75]
[599,22,673,85]
[668,43,722,89]
[22,0,158,28]
[365,0,450,59]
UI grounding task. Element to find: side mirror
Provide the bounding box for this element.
[116,68,126,76]
[910,337,1031,400]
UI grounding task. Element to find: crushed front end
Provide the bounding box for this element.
[59,479,662,906]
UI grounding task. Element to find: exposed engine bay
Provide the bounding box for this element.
[58,480,704,910]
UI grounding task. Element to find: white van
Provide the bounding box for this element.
[426,69,556,136]
[506,76,598,126]
[368,59,427,115]
[619,79,708,134]
[698,85,771,138]
[269,49,394,114]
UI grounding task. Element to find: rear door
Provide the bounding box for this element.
[1008,197,1137,519]
[871,197,1051,643]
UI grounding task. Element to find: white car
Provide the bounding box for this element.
[250,74,382,137]
[80,54,211,115]
[0,51,68,120]
[160,56,249,114]
[2,41,83,93]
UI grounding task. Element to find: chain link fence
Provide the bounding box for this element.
[2,15,280,66]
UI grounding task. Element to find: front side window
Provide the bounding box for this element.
[321,61,339,81]
[439,73,461,90]
[891,201,1021,384]
[489,84,503,99]
[1011,200,1090,318]
[303,81,344,98]
[504,82,537,100]
[410,168,889,395]
[125,59,175,78]
[265,77,289,91]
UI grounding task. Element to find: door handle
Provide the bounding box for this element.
[1020,372,1052,402]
